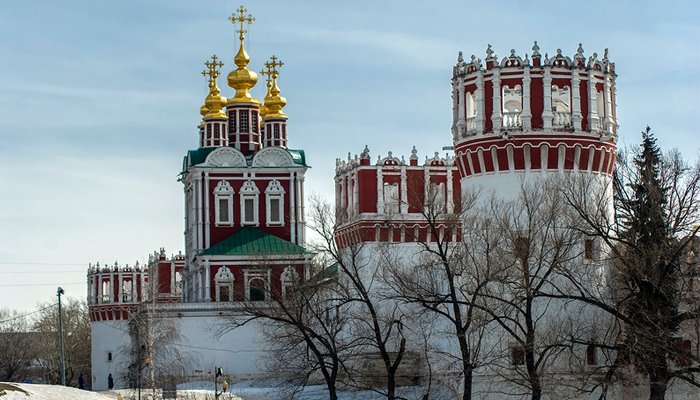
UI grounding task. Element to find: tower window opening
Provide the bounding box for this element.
[551,85,571,128]
[270,198,281,222]
[107,352,113,362]
[102,280,110,303]
[251,111,258,133]
[228,110,236,134]
[502,85,522,129]
[383,182,400,214]
[214,124,220,139]
[122,280,133,302]
[274,124,280,140]
[239,110,249,132]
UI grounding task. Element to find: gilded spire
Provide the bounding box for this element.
[259,66,272,120]
[263,55,287,118]
[227,6,259,104]
[203,55,227,119]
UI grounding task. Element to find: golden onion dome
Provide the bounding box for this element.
[227,37,260,104]
[204,83,228,119]
[264,72,287,119]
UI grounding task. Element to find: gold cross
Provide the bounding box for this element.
[228,5,255,40]
[203,54,223,86]
[260,67,272,86]
[264,55,284,77]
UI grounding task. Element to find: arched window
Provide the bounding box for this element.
[551,85,571,128]
[240,180,260,226]
[265,180,285,225]
[214,181,234,226]
[214,266,234,302]
[121,280,133,302]
[502,85,522,128]
[383,182,399,214]
[245,270,270,302]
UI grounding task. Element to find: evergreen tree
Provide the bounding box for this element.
[618,127,681,399]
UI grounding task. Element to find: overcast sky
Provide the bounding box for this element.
[1,0,698,312]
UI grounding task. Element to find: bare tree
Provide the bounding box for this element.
[551,129,700,399]
[0,308,37,382]
[127,287,189,399]
[33,298,91,386]
[310,197,411,400]
[468,182,588,400]
[383,184,493,400]
[229,258,349,400]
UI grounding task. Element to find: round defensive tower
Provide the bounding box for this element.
[451,43,617,199]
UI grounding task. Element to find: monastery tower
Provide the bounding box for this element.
[452,43,618,199]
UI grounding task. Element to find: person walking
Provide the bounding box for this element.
[108,373,114,390]
[78,373,84,390]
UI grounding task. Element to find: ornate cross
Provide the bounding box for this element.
[265,55,284,77]
[203,54,223,85]
[229,5,255,40]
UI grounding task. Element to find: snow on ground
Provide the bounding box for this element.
[1,381,448,400]
[0,383,117,400]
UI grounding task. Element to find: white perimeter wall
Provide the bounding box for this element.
[91,320,132,391]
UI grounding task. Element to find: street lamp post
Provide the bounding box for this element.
[57,287,66,386]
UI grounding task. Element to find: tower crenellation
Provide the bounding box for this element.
[451,43,618,188]
[334,146,461,248]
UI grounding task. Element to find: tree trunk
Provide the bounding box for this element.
[462,367,473,400]
[648,367,670,400]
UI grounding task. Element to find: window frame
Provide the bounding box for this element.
[239,180,260,226]
[265,180,285,226]
[213,180,235,227]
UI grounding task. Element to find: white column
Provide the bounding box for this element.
[170,263,176,295]
[475,71,485,134]
[97,274,103,304]
[400,166,408,214]
[298,174,306,246]
[118,275,123,303]
[542,68,553,130]
[571,71,583,131]
[456,80,466,137]
[195,174,203,253]
[491,69,502,131]
[376,167,384,214]
[587,70,599,132]
[204,172,210,249]
[109,271,114,303]
[446,167,454,214]
[131,271,137,302]
[603,74,613,134]
[352,172,359,217]
[451,87,459,139]
[290,173,297,244]
[521,67,532,131]
[204,263,211,302]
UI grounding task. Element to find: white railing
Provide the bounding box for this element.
[553,111,571,128]
[502,111,522,129]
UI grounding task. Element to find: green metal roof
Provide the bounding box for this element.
[199,227,309,256]
[182,147,307,174]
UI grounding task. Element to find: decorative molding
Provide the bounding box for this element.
[205,147,247,168]
[252,147,295,167]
